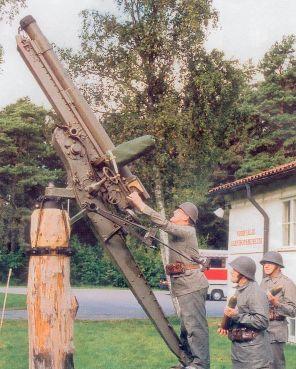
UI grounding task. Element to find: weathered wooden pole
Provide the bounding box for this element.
[28,197,78,369]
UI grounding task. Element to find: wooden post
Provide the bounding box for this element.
[28,199,78,369]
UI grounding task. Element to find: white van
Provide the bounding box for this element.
[199,249,228,301]
[159,249,228,301]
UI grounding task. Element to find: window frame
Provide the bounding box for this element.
[282,198,296,247]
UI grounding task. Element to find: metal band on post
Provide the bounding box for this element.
[28,197,77,369]
[26,247,75,256]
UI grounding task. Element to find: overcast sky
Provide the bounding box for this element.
[0,0,295,108]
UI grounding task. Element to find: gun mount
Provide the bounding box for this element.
[17,15,189,366]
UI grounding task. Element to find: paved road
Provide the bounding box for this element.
[1,287,224,320]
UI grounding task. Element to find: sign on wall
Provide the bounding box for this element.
[230,228,263,248]
[228,206,264,253]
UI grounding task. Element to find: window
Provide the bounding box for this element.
[282,199,296,247]
[209,258,226,268]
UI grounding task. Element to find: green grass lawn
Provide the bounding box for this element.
[0,318,294,369]
[0,293,26,310]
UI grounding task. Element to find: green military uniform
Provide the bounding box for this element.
[260,272,296,369]
[226,256,271,369]
[141,205,209,369]
[228,280,271,369]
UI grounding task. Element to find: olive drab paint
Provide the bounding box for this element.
[17,15,190,367]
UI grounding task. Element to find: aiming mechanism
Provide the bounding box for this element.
[16,15,190,365]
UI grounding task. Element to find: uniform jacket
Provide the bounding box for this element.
[142,205,208,297]
[260,272,296,342]
[229,280,271,369]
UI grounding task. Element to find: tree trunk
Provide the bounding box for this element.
[28,204,78,369]
[154,168,180,317]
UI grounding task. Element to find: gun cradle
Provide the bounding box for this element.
[17,15,189,365]
[53,127,186,361]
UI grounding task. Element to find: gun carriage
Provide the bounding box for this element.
[16,15,192,366]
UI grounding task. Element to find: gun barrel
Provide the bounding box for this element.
[19,15,131,178]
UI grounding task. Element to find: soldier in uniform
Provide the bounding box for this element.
[218,256,270,369]
[127,192,209,369]
[260,251,296,369]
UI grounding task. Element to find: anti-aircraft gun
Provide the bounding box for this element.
[16,15,190,367]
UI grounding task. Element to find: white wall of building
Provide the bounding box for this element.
[227,182,296,342]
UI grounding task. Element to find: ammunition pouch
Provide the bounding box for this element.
[165,262,198,276]
[269,307,285,321]
[166,262,186,276]
[228,327,259,343]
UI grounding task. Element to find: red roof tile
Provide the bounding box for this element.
[209,160,296,194]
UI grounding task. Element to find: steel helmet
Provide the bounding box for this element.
[260,251,284,268]
[229,256,256,281]
[179,202,198,224]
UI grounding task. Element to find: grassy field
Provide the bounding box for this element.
[0,318,295,369]
[0,293,26,310]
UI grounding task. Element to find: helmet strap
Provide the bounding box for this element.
[270,264,281,278]
[237,273,243,283]
[237,273,249,286]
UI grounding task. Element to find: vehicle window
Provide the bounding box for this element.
[209,257,226,268]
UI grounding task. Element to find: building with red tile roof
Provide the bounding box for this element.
[210,161,296,343]
[209,161,296,194]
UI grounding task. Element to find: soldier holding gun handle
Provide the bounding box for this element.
[217,256,270,369]
[128,191,209,369]
[260,251,296,369]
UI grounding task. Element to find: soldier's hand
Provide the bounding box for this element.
[267,292,280,306]
[217,327,228,336]
[127,191,146,212]
[224,307,238,318]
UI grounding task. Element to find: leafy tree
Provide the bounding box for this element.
[70,235,163,287]
[0,0,26,22]
[0,98,63,208]
[0,0,27,70]
[0,98,163,286]
[218,36,296,181]
[0,98,64,280]
[238,35,296,177]
[61,0,247,251]
[60,1,218,196]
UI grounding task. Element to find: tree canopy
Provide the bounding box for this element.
[0,0,26,22]
[0,2,295,283]
[216,35,296,181]
[0,0,27,69]
[60,0,250,249]
[0,98,63,280]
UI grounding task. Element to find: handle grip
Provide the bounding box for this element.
[220,296,237,330]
